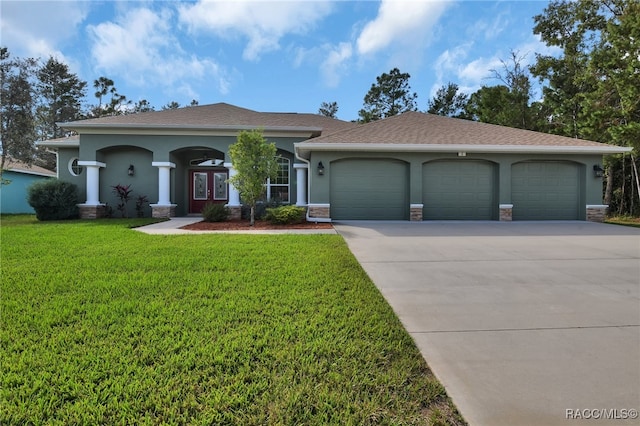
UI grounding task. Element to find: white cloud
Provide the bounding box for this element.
[0,0,89,62]
[468,10,509,41]
[320,42,353,87]
[356,0,452,56]
[431,33,563,99]
[88,7,230,97]
[178,0,334,61]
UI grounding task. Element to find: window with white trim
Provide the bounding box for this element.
[68,158,84,176]
[267,157,290,203]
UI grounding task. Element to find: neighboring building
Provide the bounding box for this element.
[0,159,57,214]
[39,103,630,222]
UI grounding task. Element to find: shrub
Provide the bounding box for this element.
[27,180,79,221]
[241,199,279,221]
[265,205,306,225]
[202,203,230,222]
[135,195,149,218]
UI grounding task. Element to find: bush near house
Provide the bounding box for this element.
[265,205,306,225]
[26,180,79,221]
[202,202,230,222]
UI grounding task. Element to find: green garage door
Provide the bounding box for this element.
[511,161,580,220]
[423,160,496,220]
[330,159,409,220]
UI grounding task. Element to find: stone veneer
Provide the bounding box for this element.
[227,206,242,221]
[410,204,423,221]
[586,205,607,222]
[499,204,513,221]
[151,204,176,218]
[308,204,330,219]
[78,204,106,219]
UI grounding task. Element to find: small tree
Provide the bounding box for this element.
[228,130,279,226]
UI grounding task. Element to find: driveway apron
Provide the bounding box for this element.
[334,221,640,426]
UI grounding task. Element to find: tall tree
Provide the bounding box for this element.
[0,47,38,177]
[427,82,468,118]
[358,68,418,123]
[227,130,279,226]
[465,85,516,126]
[162,101,180,110]
[581,0,640,211]
[35,56,87,140]
[318,101,339,118]
[132,99,155,114]
[489,51,534,129]
[530,0,603,138]
[91,77,130,117]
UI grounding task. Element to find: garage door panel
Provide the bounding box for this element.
[423,160,496,220]
[330,159,408,220]
[511,162,580,220]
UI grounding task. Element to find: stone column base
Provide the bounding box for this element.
[308,203,331,222]
[78,204,106,219]
[410,204,423,221]
[226,205,242,220]
[586,205,607,222]
[500,204,513,221]
[151,204,177,218]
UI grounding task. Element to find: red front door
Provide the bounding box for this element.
[189,170,228,213]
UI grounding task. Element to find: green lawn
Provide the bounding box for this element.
[605,215,640,228]
[1,215,465,425]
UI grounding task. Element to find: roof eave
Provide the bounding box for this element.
[36,140,80,148]
[294,142,632,159]
[6,168,56,177]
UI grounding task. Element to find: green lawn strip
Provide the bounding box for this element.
[605,216,640,228]
[1,217,465,425]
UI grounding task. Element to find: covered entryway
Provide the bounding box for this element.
[511,161,580,220]
[422,160,496,220]
[189,170,228,213]
[330,158,409,220]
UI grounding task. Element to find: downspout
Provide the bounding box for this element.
[295,145,331,223]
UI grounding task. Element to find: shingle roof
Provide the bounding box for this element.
[3,159,56,177]
[295,111,630,156]
[305,111,607,146]
[60,102,357,136]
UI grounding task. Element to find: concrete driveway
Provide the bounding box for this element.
[334,221,640,426]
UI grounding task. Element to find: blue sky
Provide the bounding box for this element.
[2,0,558,121]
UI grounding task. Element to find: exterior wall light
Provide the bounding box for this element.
[593,165,604,178]
[128,164,135,176]
[317,161,325,176]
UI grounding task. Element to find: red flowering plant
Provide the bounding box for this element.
[112,184,133,218]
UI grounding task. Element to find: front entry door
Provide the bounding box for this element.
[189,170,228,213]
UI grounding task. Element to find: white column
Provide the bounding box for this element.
[78,161,106,205]
[294,163,308,206]
[224,162,241,206]
[151,162,175,205]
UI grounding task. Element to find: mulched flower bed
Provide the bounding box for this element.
[181,220,334,231]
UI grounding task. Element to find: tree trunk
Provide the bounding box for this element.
[618,157,625,216]
[250,205,255,226]
[632,155,640,216]
[604,161,614,212]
